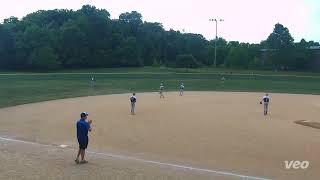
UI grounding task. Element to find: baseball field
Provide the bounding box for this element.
[1,67,320,180]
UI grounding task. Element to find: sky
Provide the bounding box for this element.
[0,0,319,43]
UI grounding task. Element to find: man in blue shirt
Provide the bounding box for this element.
[75,112,92,164]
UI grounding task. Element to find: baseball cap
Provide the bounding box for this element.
[80,112,89,117]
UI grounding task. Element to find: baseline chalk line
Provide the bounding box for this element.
[0,136,270,180]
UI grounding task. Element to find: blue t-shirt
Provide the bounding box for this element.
[77,119,90,141]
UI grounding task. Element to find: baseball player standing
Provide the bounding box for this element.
[179,83,184,96]
[91,76,95,88]
[260,93,270,116]
[130,93,137,115]
[159,83,165,98]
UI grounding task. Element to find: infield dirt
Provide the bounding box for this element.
[1,92,320,180]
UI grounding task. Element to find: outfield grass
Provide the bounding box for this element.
[1,68,320,108]
[1,66,320,76]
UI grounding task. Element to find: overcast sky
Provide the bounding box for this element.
[0,0,319,43]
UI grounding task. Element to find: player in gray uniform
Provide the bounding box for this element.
[179,83,184,96]
[130,93,137,115]
[159,83,165,98]
[260,93,270,116]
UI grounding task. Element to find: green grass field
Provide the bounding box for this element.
[2,66,320,76]
[1,67,320,108]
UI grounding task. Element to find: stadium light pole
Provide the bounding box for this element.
[209,18,224,67]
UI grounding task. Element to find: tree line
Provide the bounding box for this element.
[0,5,319,70]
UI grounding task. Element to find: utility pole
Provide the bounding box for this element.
[209,18,224,67]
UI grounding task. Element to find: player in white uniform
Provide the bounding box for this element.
[179,83,184,96]
[159,83,165,98]
[130,93,137,115]
[260,93,270,116]
[91,76,95,87]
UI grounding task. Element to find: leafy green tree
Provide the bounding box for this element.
[119,11,142,25]
[0,5,318,71]
[208,38,228,66]
[139,22,166,66]
[266,23,294,49]
[119,11,143,37]
[307,41,320,46]
[296,38,308,49]
[59,19,89,67]
[0,24,15,68]
[176,54,201,68]
[29,46,59,69]
[226,47,250,69]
